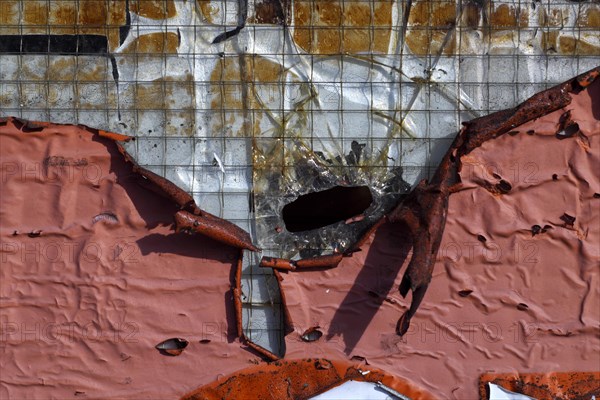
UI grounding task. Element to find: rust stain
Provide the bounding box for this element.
[77,0,108,26]
[580,7,600,28]
[208,56,285,136]
[76,63,107,82]
[540,8,564,27]
[196,0,219,24]
[293,0,393,54]
[461,2,481,29]
[479,371,600,399]
[181,358,435,400]
[134,81,166,110]
[408,0,456,26]
[49,2,77,34]
[47,58,77,81]
[0,1,19,33]
[251,0,289,25]
[405,0,457,56]
[122,32,180,54]
[23,1,49,32]
[129,75,194,117]
[131,0,177,19]
[559,35,600,55]
[541,31,559,53]
[489,3,528,28]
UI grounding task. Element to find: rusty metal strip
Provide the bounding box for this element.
[175,210,260,252]
[295,253,344,269]
[260,256,296,271]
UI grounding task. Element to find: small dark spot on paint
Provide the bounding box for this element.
[541,225,553,233]
[552,174,558,181]
[564,122,580,137]
[496,180,512,194]
[28,230,42,238]
[350,355,369,364]
[492,173,502,180]
[199,339,211,344]
[477,234,486,242]
[458,290,473,297]
[593,193,600,199]
[531,225,541,236]
[560,213,576,226]
[92,212,119,225]
[526,129,535,135]
[21,120,46,132]
[517,303,529,311]
[12,230,18,236]
[155,338,189,356]
[507,130,519,136]
[301,327,323,342]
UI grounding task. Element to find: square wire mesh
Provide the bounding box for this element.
[1,0,599,356]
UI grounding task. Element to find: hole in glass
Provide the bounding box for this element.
[282,186,373,232]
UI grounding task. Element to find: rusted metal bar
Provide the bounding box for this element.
[175,210,260,252]
[259,256,296,271]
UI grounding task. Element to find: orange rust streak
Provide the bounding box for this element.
[181,358,436,400]
[97,130,132,142]
[295,253,343,269]
[174,210,260,252]
[479,371,600,399]
[259,256,296,271]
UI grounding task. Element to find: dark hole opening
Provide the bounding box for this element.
[282,186,373,232]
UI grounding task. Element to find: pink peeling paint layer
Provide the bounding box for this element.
[0,121,256,399]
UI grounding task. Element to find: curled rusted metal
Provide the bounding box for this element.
[181,358,436,399]
[174,210,260,252]
[260,256,296,271]
[233,250,244,338]
[295,253,343,269]
[388,66,599,336]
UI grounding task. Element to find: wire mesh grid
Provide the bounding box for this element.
[1,0,599,356]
